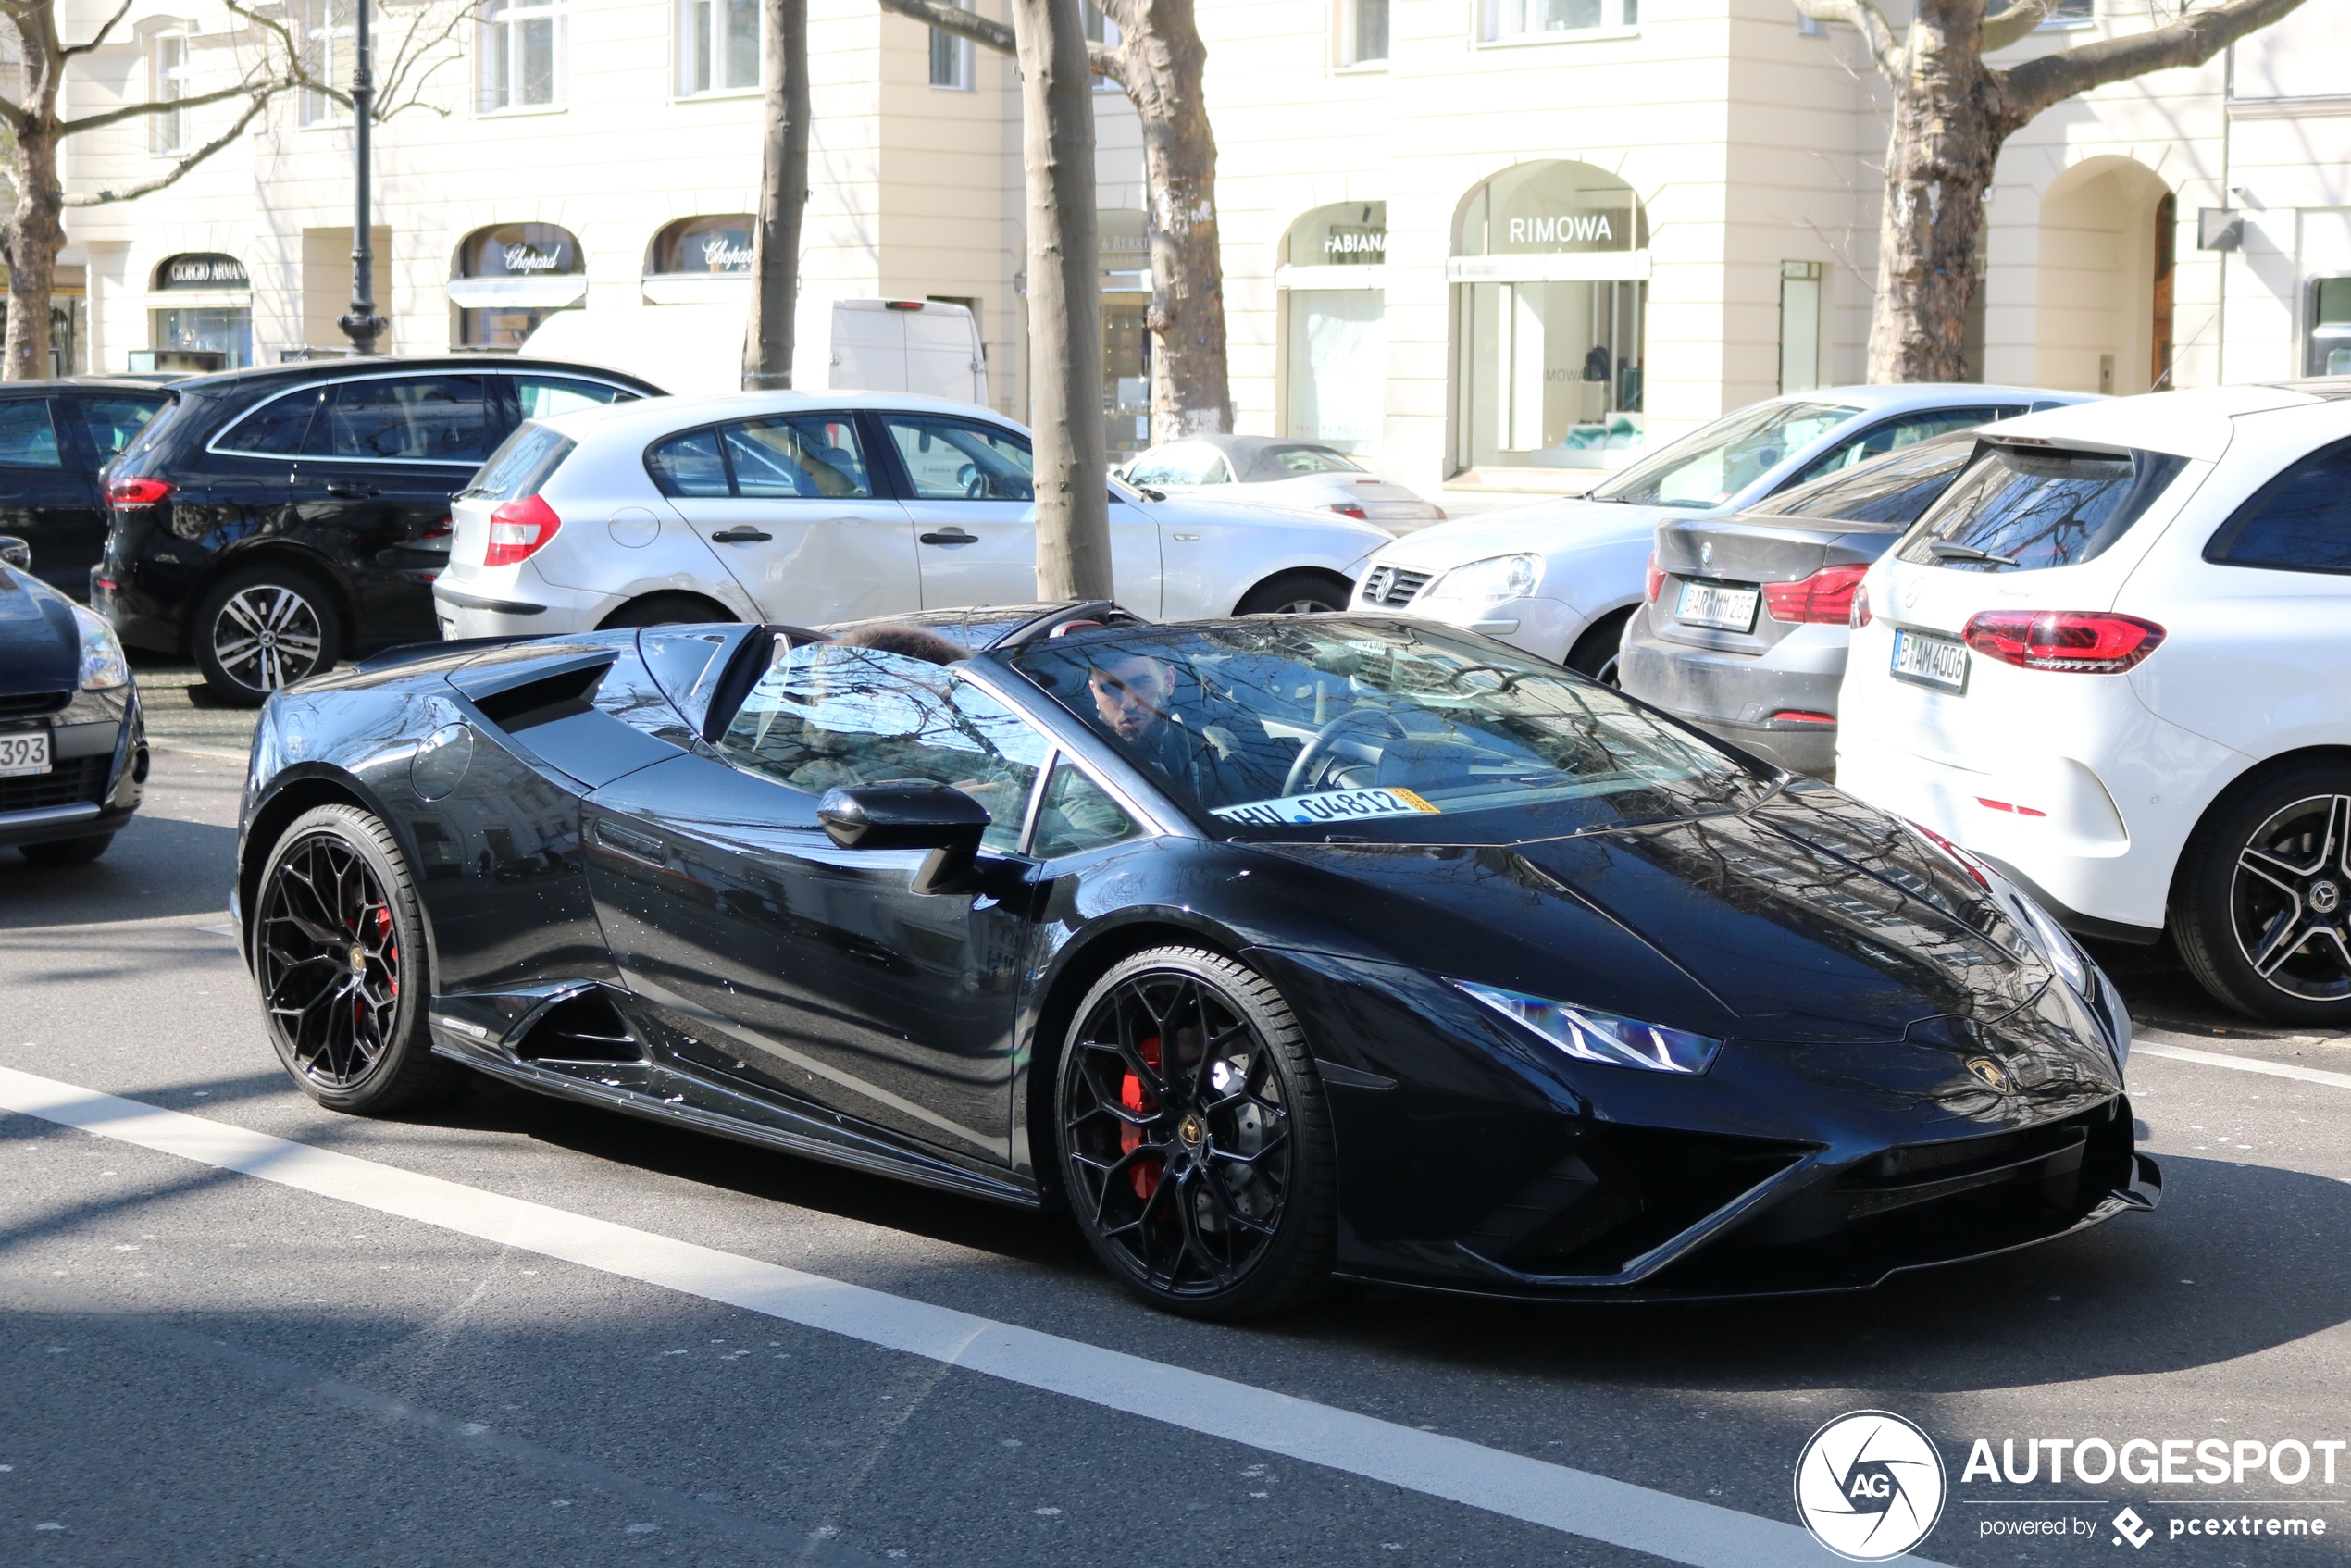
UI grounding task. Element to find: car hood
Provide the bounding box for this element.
[1252,786,2068,1052]
[1369,497,1692,569]
[0,567,82,699]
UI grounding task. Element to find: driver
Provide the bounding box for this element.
[1086,649,1281,804]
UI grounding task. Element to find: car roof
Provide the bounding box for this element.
[166,355,665,399]
[540,387,1022,442]
[1963,383,2342,461]
[0,376,177,395]
[1789,382,2089,411]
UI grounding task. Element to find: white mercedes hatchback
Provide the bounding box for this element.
[433,392,1393,638]
[1836,383,2351,1027]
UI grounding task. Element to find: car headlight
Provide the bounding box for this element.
[1422,553,1539,606]
[1455,981,1722,1075]
[71,603,130,691]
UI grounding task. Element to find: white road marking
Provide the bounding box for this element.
[148,741,251,764]
[2133,1040,2351,1092]
[0,1064,1934,1568]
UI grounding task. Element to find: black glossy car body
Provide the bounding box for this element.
[0,378,172,601]
[0,559,145,858]
[95,356,661,702]
[233,605,2158,1307]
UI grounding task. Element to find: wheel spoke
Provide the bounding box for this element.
[2237,847,2306,898]
[2252,913,2315,977]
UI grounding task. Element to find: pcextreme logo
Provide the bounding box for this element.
[1794,1410,1948,1562]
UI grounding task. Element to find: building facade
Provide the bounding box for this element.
[44,0,2351,504]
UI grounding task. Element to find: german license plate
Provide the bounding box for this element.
[1675,580,1760,632]
[1891,628,1968,692]
[0,729,50,778]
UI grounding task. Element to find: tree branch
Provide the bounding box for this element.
[59,0,133,57]
[59,73,286,135]
[872,0,1121,79]
[64,88,274,204]
[1981,0,2060,54]
[1790,0,1903,83]
[1999,0,2310,122]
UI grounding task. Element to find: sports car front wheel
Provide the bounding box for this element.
[255,804,467,1114]
[1056,947,1337,1318]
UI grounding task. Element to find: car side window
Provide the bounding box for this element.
[1787,407,2013,488]
[2204,437,2351,574]
[0,400,62,467]
[313,376,499,464]
[1030,760,1140,859]
[882,415,1034,502]
[1126,443,1225,487]
[724,415,870,499]
[77,396,163,458]
[219,388,324,456]
[646,429,730,497]
[514,376,636,420]
[714,642,1050,851]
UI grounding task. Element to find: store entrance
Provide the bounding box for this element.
[1455,278,1644,471]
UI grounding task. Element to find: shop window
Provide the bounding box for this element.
[1342,0,1389,64]
[1451,162,1648,474]
[1101,209,1151,461]
[1479,0,1635,43]
[1779,261,1822,395]
[451,223,585,348]
[480,0,565,112]
[678,0,758,95]
[302,0,355,126]
[1282,203,1387,454]
[2307,278,2351,378]
[151,32,189,152]
[150,253,252,371]
[929,0,975,88]
[648,215,754,277]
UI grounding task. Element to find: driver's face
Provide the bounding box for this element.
[1088,656,1172,742]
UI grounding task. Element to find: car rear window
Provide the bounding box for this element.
[113,392,183,467]
[1745,434,1975,528]
[1895,444,2190,572]
[467,420,576,502]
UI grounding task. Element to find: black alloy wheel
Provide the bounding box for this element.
[255,804,466,1114]
[194,567,342,705]
[2175,767,2351,1027]
[1056,947,1337,1318]
[1235,571,1351,616]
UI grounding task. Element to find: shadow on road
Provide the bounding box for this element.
[0,813,238,929]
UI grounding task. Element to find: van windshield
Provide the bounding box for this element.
[1895,444,2189,571]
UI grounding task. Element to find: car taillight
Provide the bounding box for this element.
[106,476,171,508]
[1770,710,1836,726]
[1762,563,1869,625]
[1644,553,1665,604]
[1961,610,2166,673]
[1328,503,1369,520]
[484,494,562,566]
[1849,583,1872,628]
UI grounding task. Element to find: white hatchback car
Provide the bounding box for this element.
[1120,435,1444,531]
[1350,384,2087,680]
[1836,383,2351,1027]
[432,392,1393,638]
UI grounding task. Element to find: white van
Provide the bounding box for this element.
[521,296,988,405]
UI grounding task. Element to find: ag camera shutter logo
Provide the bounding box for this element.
[1794,1410,1947,1561]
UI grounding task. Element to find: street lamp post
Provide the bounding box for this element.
[337,0,387,355]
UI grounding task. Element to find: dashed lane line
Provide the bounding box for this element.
[0,1064,1923,1568]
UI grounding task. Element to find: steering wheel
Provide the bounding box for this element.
[959,463,984,498]
[1283,707,1412,797]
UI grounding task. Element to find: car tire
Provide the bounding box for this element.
[19,833,114,865]
[1233,571,1351,616]
[193,566,341,706]
[596,592,738,630]
[1566,606,1634,686]
[254,803,468,1115]
[1054,946,1337,1319]
[2172,763,2351,1027]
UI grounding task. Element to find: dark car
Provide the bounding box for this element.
[94,356,662,705]
[231,603,2157,1317]
[0,536,145,864]
[0,379,173,601]
[1618,430,1981,778]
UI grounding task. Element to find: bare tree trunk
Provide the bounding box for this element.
[1101,0,1229,436]
[1011,0,1111,600]
[3,122,64,380]
[744,0,811,391]
[1866,3,1997,383]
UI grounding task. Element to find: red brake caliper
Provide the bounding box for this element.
[1120,1036,1163,1200]
[376,906,397,999]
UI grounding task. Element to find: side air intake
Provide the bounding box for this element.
[514,990,644,1064]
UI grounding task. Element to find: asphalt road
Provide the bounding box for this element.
[5,737,2350,1567]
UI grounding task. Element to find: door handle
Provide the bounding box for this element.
[920,528,978,545]
[709,526,773,543]
[1172,533,1201,542]
[593,818,669,868]
[325,482,378,499]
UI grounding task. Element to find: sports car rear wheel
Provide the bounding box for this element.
[255,804,466,1114]
[1057,947,1336,1318]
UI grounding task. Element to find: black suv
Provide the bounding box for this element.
[0,378,175,601]
[95,356,663,703]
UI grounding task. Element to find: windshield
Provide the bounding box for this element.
[1896,444,2191,572]
[1006,617,1770,844]
[1591,400,1860,509]
[1742,433,1976,528]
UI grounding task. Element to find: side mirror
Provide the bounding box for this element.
[0,536,28,570]
[817,780,991,894]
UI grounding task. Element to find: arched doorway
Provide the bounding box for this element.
[1450,161,1649,477]
[2033,158,2172,396]
[1279,201,1386,454]
[448,222,587,349]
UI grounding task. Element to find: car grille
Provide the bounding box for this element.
[1359,566,1432,606]
[0,691,69,719]
[0,753,111,814]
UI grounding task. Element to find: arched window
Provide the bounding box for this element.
[647,215,753,277]
[449,223,586,348]
[1451,162,1648,475]
[1279,203,1386,454]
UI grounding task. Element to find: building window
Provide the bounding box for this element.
[1779,261,1823,394]
[1343,0,1389,63]
[2044,0,2093,22]
[649,215,755,277]
[152,33,189,152]
[302,0,355,126]
[929,0,974,89]
[679,0,758,95]
[450,222,585,346]
[1479,0,1635,42]
[150,253,255,372]
[1282,203,1387,454]
[480,0,564,113]
[2307,278,2351,378]
[1085,3,1122,88]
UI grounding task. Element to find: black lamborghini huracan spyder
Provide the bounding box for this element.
[233,602,2158,1316]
